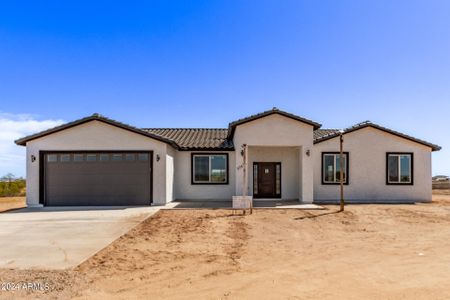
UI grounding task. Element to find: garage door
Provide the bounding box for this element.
[43,152,152,206]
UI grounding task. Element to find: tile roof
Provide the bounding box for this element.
[143,128,234,150]
[15,112,441,152]
[313,129,341,140]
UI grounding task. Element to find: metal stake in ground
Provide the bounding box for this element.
[339,130,345,212]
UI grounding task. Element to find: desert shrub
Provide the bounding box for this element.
[0,174,26,197]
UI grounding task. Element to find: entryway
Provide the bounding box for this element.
[253,162,281,198]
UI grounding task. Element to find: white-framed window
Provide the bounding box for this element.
[322,152,348,184]
[192,154,228,184]
[387,153,413,184]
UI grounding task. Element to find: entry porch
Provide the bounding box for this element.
[235,145,314,203]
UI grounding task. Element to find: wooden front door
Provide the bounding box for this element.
[253,162,281,198]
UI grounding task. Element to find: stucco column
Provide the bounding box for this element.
[300,146,314,203]
[235,146,243,196]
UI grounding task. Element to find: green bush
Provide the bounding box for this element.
[0,174,26,197]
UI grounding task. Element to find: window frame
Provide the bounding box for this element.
[321,152,350,185]
[191,153,229,185]
[386,152,414,185]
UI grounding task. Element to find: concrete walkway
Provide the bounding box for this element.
[164,200,323,210]
[0,206,159,270]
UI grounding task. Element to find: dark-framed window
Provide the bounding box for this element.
[321,152,349,185]
[386,152,413,185]
[191,153,229,184]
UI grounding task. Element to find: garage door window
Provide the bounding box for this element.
[74,154,84,162]
[112,154,123,161]
[60,154,70,162]
[125,154,135,161]
[138,153,149,161]
[47,154,58,162]
[99,154,109,161]
[86,154,97,162]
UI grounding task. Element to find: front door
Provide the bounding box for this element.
[253,162,281,198]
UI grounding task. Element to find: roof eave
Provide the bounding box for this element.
[14,114,180,149]
[178,147,235,151]
[313,123,441,152]
[227,109,322,139]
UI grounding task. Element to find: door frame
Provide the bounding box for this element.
[39,150,153,206]
[252,162,282,199]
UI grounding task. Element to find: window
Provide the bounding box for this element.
[86,154,97,162]
[138,153,149,161]
[275,164,281,195]
[47,154,58,162]
[192,154,228,184]
[253,164,258,194]
[387,153,413,185]
[112,154,123,161]
[73,154,84,162]
[99,154,109,161]
[60,154,71,162]
[125,153,135,161]
[322,152,349,184]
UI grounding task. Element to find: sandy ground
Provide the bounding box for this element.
[1,193,450,300]
[0,197,26,212]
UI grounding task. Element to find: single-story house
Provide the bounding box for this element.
[15,108,441,207]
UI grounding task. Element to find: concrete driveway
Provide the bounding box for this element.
[0,206,159,270]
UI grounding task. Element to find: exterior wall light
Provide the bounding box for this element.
[306,149,311,157]
[240,144,247,156]
[31,155,36,162]
[156,154,160,162]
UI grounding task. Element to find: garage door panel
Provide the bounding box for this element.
[44,152,152,206]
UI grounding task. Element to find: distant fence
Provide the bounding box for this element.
[433,181,450,190]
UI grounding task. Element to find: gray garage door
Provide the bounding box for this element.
[43,152,152,206]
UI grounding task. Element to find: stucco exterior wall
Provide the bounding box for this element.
[247,146,300,199]
[25,120,168,206]
[313,127,433,202]
[166,146,176,203]
[173,151,236,200]
[233,114,314,202]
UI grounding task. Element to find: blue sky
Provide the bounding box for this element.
[0,0,448,177]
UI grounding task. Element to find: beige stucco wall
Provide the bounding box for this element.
[233,114,315,202]
[25,120,169,206]
[173,151,236,200]
[247,146,300,199]
[165,146,176,203]
[313,127,433,202]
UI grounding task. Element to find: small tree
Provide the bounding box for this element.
[1,173,15,184]
[1,173,16,197]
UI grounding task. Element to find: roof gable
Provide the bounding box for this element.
[227,107,321,139]
[313,121,441,151]
[14,114,179,148]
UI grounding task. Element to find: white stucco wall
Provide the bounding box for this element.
[165,146,176,203]
[173,151,236,200]
[247,146,300,199]
[25,120,169,206]
[313,127,433,202]
[233,114,315,202]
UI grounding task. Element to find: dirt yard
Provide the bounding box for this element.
[1,193,450,300]
[0,197,26,212]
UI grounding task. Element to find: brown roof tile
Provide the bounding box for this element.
[143,128,234,150]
